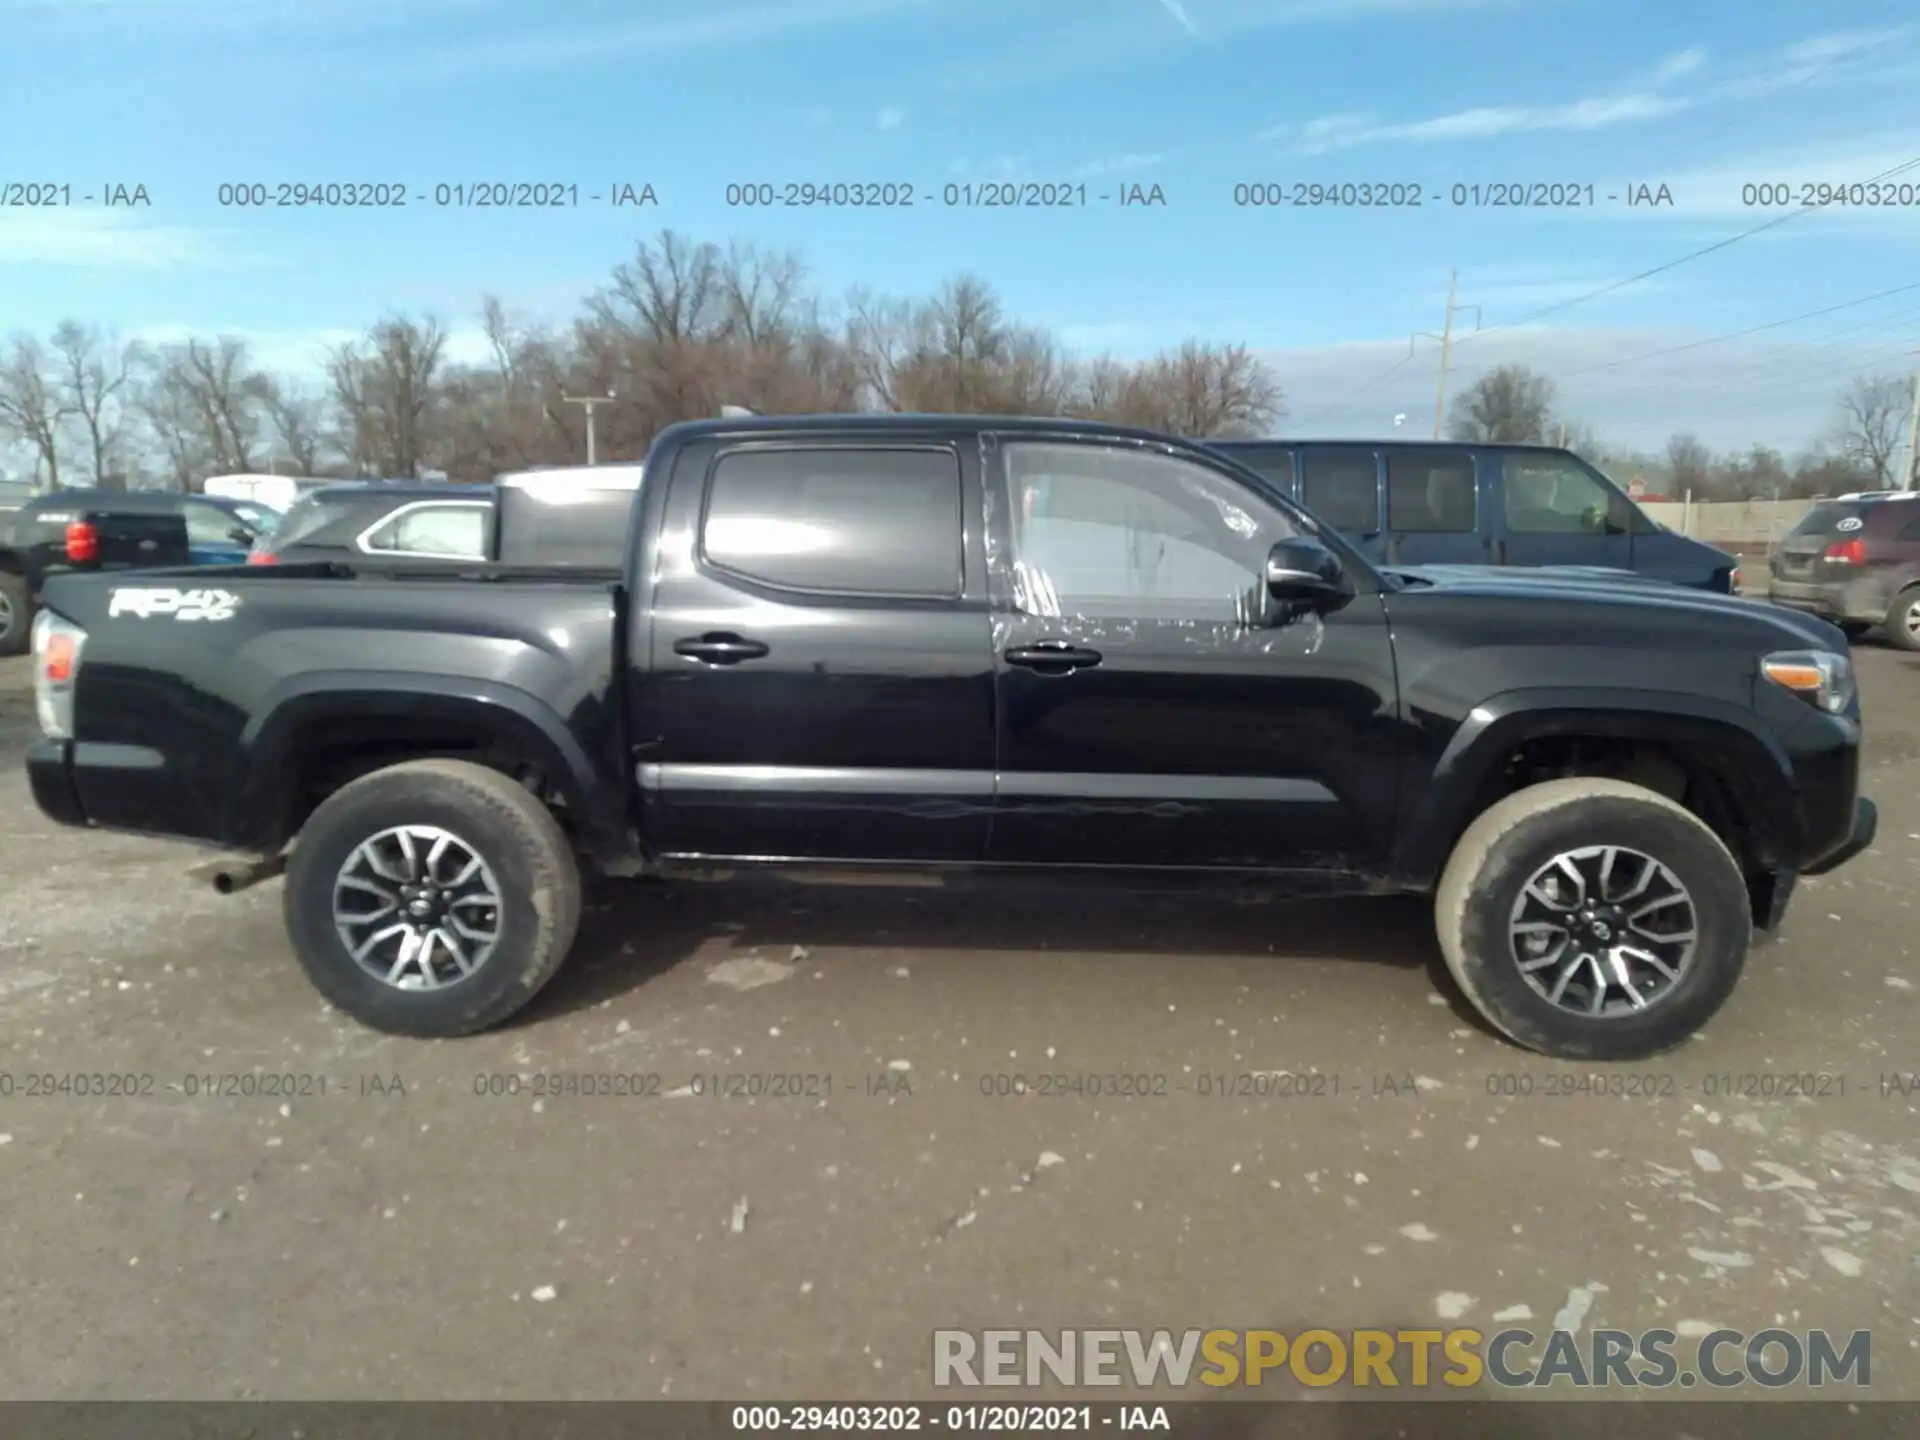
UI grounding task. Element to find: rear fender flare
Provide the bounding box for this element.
[1391,687,1797,886]
[230,671,632,864]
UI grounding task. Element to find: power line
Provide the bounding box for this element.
[1549,280,1920,380]
[1457,155,1920,344]
[1583,320,1920,406]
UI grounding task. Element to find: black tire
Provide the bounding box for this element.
[1883,586,1920,652]
[283,759,582,1037]
[1837,620,1872,642]
[0,572,30,656]
[1433,777,1750,1061]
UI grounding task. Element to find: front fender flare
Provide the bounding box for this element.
[1390,686,1797,887]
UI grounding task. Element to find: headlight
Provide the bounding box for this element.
[1761,649,1854,715]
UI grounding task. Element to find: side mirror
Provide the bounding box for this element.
[229,527,255,546]
[1265,535,1350,609]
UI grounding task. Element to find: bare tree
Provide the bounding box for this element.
[141,338,266,483]
[1130,340,1283,437]
[254,375,327,476]
[327,315,448,476]
[0,336,71,489]
[1446,364,1555,443]
[1833,374,1908,487]
[1665,433,1714,498]
[51,321,145,483]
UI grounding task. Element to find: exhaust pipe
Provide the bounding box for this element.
[190,851,287,895]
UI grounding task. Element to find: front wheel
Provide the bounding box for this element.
[1884,587,1920,652]
[1837,620,1872,642]
[1433,778,1751,1060]
[282,759,583,1036]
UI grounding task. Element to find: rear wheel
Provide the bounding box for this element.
[1434,778,1751,1060]
[1884,587,1920,652]
[0,573,30,656]
[282,759,582,1036]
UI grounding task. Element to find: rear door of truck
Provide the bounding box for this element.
[629,428,996,862]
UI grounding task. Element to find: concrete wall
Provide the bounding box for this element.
[1638,499,1814,553]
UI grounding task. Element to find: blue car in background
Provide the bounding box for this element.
[1207,439,1740,593]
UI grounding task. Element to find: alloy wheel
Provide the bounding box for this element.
[332,825,504,990]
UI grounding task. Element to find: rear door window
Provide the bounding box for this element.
[1299,448,1381,532]
[364,502,490,558]
[702,446,963,597]
[1387,451,1477,532]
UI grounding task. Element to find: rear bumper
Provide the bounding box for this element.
[26,737,87,828]
[1802,797,1877,877]
[1768,575,1889,624]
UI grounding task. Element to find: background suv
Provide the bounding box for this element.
[1768,492,1920,649]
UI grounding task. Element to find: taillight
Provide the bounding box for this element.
[1822,538,1866,566]
[246,549,277,565]
[64,519,99,564]
[30,610,88,740]
[43,631,76,683]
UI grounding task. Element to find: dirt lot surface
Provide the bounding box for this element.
[0,638,1916,1409]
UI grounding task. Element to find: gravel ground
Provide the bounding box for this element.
[0,638,1916,1407]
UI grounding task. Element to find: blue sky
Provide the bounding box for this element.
[3,0,1918,451]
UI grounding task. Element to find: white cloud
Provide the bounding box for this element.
[1644,47,1707,86]
[1269,24,1920,153]
[1155,0,1199,35]
[877,104,907,130]
[0,209,223,269]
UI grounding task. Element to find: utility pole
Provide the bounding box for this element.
[562,390,616,466]
[1411,271,1480,440]
[1904,369,1920,491]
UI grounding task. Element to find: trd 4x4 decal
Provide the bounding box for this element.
[107,587,240,622]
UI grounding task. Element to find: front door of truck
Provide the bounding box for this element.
[634,433,996,862]
[984,436,1402,874]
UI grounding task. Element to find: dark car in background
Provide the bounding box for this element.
[248,466,642,569]
[0,488,275,654]
[1207,440,1740,593]
[1768,491,1920,649]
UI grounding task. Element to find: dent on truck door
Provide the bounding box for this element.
[986,438,1401,873]
[636,438,996,862]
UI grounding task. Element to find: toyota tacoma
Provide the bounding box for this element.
[23,415,1876,1059]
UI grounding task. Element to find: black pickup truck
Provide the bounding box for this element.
[23,415,1876,1059]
